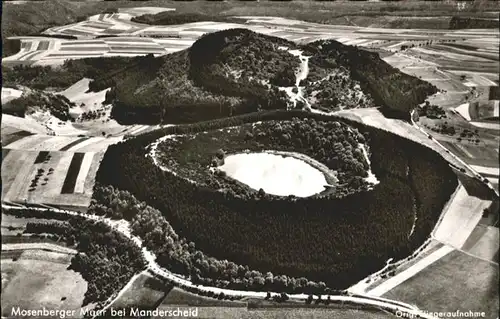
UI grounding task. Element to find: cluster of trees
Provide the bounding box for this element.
[425,123,456,136]
[457,128,481,143]
[305,65,374,112]
[191,29,299,89]
[77,108,107,122]
[304,39,438,120]
[29,167,53,191]
[418,101,446,119]
[87,34,294,125]
[3,207,69,220]
[23,216,146,305]
[189,30,298,108]
[3,90,74,121]
[156,117,371,199]
[366,126,459,247]
[94,110,458,289]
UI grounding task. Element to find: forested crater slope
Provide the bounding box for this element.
[79,28,437,124]
[94,110,457,290]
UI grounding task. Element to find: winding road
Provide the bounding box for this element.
[1,202,439,319]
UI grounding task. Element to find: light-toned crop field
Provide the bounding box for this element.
[433,186,492,249]
[462,224,499,262]
[382,250,499,318]
[1,150,38,202]
[1,250,87,317]
[1,149,106,210]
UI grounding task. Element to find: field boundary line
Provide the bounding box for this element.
[366,245,455,297]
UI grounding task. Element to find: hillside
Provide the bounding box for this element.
[1,0,80,57]
[2,89,75,121]
[85,28,436,124]
[304,40,437,119]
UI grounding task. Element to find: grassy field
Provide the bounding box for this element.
[1,250,87,316]
[441,141,499,167]
[382,250,499,318]
[110,272,169,309]
[462,224,499,262]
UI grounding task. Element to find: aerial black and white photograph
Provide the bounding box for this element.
[1,0,499,318]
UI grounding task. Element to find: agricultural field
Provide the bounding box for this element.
[3,8,499,68]
[109,271,169,309]
[113,271,396,319]
[433,186,492,249]
[1,148,105,210]
[382,250,499,318]
[462,224,499,262]
[1,248,87,317]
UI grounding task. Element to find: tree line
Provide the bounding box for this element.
[90,184,336,295]
[16,212,146,305]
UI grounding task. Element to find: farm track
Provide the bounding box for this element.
[0,202,439,319]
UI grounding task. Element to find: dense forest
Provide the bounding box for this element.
[91,30,300,124]
[4,29,437,125]
[154,118,372,199]
[102,29,436,123]
[94,110,458,289]
[90,184,334,295]
[3,209,146,305]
